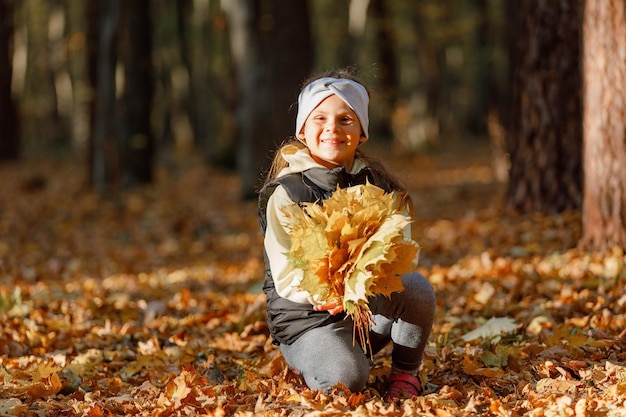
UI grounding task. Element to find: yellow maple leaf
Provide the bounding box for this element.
[283,182,420,350]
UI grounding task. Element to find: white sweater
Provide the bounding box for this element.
[263,144,370,305]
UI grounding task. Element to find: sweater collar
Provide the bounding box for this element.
[277,144,367,178]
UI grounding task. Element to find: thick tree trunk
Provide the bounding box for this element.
[310,0,350,69]
[268,0,313,144]
[580,0,626,251]
[224,0,312,199]
[506,0,583,214]
[0,0,19,160]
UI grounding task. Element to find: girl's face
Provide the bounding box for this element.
[299,94,365,171]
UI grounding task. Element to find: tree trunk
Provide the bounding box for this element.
[484,0,510,183]
[580,0,626,251]
[268,0,313,144]
[176,0,208,151]
[506,0,583,213]
[310,0,350,69]
[121,0,154,185]
[176,0,237,166]
[22,0,66,148]
[390,1,441,152]
[91,0,119,195]
[367,0,397,142]
[0,0,19,161]
[223,0,267,199]
[65,0,91,148]
[224,0,313,199]
[85,0,99,185]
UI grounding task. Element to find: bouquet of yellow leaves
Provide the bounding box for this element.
[283,182,420,351]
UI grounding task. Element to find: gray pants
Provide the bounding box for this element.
[279,272,436,392]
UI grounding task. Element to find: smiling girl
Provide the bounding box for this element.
[258,69,436,401]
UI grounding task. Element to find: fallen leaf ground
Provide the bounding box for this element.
[1,143,626,416]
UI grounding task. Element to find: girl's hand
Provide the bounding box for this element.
[313,301,344,315]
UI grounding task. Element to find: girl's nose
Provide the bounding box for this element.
[324,119,338,131]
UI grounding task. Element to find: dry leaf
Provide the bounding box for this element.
[461,317,519,342]
[3,148,626,415]
[283,182,420,349]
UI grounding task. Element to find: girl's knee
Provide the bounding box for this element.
[304,354,370,392]
[404,272,436,306]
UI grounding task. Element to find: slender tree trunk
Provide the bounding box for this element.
[86,0,99,185]
[176,0,207,150]
[367,0,396,142]
[91,0,119,195]
[177,0,236,165]
[390,1,441,152]
[506,0,583,213]
[22,0,66,147]
[484,0,510,183]
[0,0,19,160]
[223,0,269,199]
[65,0,91,148]
[580,0,626,251]
[121,0,154,185]
[469,0,491,137]
[413,6,441,136]
[150,1,182,151]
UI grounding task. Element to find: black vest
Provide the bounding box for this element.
[258,166,392,345]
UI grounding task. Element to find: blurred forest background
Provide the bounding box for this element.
[2,2,626,414]
[0,0,625,250]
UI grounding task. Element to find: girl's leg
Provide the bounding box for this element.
[279,319,371,392]
[369,272,436,371]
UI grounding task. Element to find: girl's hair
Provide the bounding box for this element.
[263,68,412,211]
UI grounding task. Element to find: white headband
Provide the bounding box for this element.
[295,77,369,140]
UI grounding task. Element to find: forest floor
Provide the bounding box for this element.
[1,141,625,416]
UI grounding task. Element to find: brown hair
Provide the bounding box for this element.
[262,68,413,211]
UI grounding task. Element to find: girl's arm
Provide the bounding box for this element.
[264,186,323,305]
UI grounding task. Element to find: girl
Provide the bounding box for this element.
[258,69,436,401]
